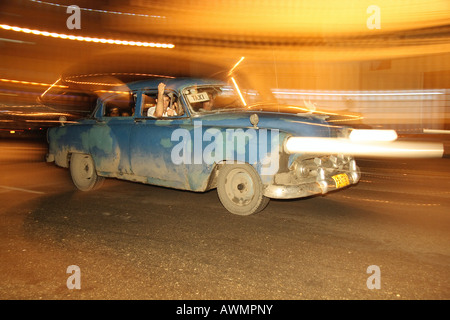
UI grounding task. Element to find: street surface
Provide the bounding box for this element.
[0,139,449,300]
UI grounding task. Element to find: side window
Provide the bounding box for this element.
[184,86,224,113]
[141,91,184,118]
[141,92,157,117]
[103,92,136,117]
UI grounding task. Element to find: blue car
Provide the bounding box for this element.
[46,76,361,215]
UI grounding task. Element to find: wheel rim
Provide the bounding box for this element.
[224,168,255,206]
[79,156,94,182]
[72,154,96,189]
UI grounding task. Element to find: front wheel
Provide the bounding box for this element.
[70,153,104,191]
[217,163,269,215]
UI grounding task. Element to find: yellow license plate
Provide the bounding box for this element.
[332,173,350,188]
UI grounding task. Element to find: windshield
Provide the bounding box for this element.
[182,81,353,118]
[183,82,330,116]
[184,84,264,114]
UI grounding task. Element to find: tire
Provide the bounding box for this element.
[69,153,104,191]
[217,163,269,215]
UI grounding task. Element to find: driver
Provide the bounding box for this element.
[198,92,216,112]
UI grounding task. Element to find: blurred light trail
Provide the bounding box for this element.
[94,90,131,95]
[0,37,34,44]
[24,119,77,124]
[284,105,363,121]
[0,78,68,88]
[285,137,443,158]
[29,0,165,19]
[229,57,245,75]
[62,73,176,87]
[66,73,176,80]
[273,89,445,97]
[340,195,441,207]
[0,185,45,195]
[40,78,62,97]
[349,129,398,142]
[63,79,124,87]
[0,24,175,48]
[423,129,450,134]
[231,77,247,106]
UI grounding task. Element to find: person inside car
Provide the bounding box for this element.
[109,107,120,117]
[200,92,216,111]
[147,82,178,118]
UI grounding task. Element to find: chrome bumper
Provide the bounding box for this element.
[263,159,361,199]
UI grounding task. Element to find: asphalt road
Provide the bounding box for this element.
[0,139,449,301]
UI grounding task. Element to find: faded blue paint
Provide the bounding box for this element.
[47,77,346,192]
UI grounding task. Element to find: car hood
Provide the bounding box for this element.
[193,111,344,138]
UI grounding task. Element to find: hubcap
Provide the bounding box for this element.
[225,169,255,206]
[80,157,93,180]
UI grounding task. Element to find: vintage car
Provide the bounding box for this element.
[46,76,361,215]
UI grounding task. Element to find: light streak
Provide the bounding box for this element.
[340,195,440,207]
[231,77,247,107]
[40,77,63,97]
[64,79,124,87]
[423,129,450,135]
[0,185,45,195]
[63,72,176,87]
[0,24,175,49]
[66,72,176,80]
[284,137,443,158]
[29,0,164,19]
[0,78,68,88]
[273,89,444,97]
[228,57,245,75]
[285,105,363,120]
[24,119,77,123]
[349,129,398,142]
[94,90,131,95]
[0,37,34,44]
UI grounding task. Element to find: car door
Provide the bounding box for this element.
[129,89,192,189]
[88,92,136,175]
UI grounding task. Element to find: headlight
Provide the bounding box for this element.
[294,163,310,178]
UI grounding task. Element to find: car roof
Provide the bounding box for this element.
[126,77,228,92]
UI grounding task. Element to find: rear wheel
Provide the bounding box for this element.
[217,163,269,215]
[70,153,104,191]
